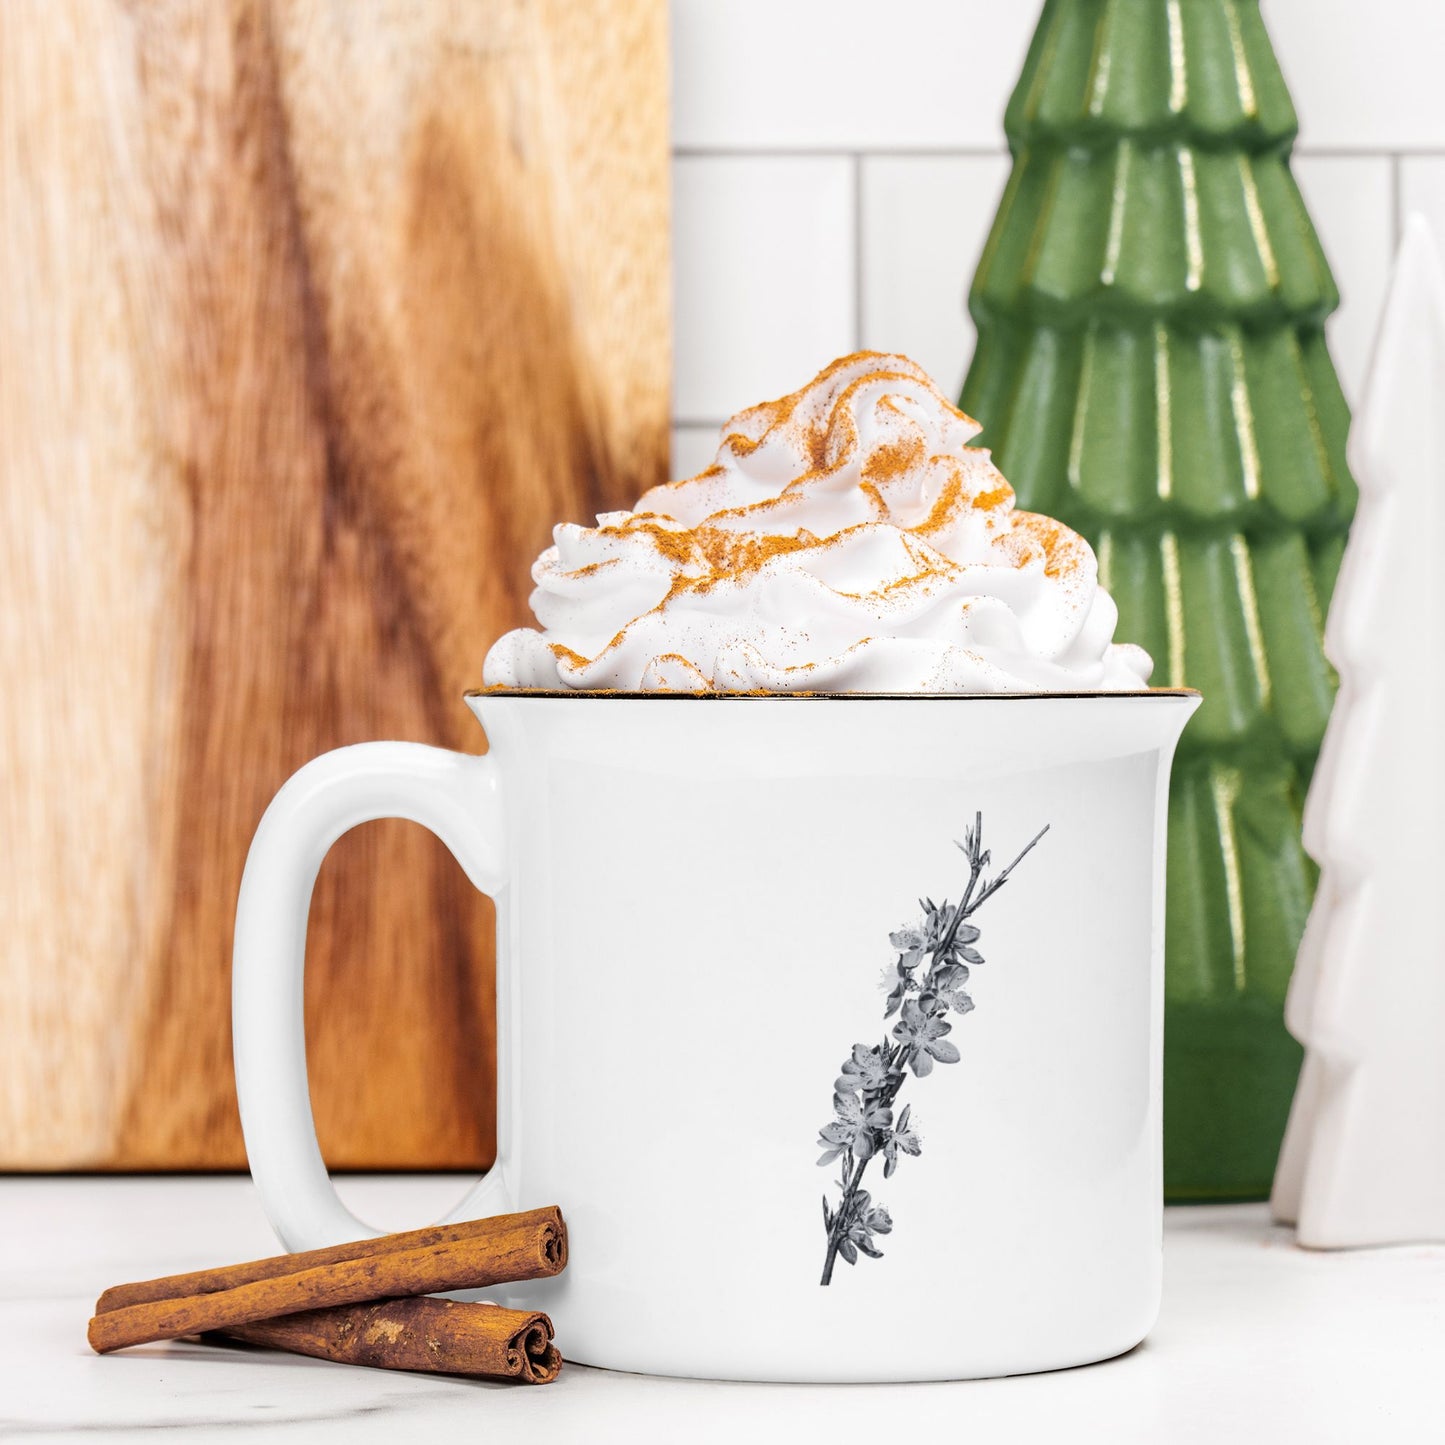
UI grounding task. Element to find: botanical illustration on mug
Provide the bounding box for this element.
[817,812,1049,1285]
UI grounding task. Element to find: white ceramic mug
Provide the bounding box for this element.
[233,689,1199,1382]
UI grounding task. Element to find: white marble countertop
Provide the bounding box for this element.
[2,1175,1441,1443]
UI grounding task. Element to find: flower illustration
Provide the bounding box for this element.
[892,998,961,1077]
[835,1043,893,1096]
[932,961,969,990]
[889,922,930,969]
[881,1104,922,1178]
[881,961,920,1018]
[834,1191,894,1264]
[817,1091,892,1164]
[950,921,981,948]
[927,962,974,1016]
[816,811,1048,1286]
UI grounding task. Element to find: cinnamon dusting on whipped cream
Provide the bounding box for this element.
[484,352,1152,693]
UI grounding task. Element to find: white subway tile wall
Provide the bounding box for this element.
[672,1,1034,152]
[670,423,725,482]
[860,155,1011,401]
[1401,158,1445,252]
[1266,0,1445,150]
[672,155,856,423]
[669,0,1445,480]
[1293,157,1396,402]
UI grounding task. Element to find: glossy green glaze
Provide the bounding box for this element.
[962,0,1355,1198]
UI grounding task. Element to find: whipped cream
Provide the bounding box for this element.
[483,353,1153,693]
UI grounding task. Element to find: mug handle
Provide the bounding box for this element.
[232,741,508,1250]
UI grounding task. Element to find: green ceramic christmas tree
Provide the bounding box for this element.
[962,0,1356,1198]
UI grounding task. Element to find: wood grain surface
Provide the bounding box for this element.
[0,0,669,1168]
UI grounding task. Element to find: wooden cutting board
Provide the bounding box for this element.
[0,0,669,1168]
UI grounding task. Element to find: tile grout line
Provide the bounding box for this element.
[671,145,1011,160]
[852,153,865,352]
[672,146,1445,162]
[1391,152,1403,249]
[1292,146,1445,160]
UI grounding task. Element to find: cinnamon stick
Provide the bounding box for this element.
[88,1206,566,1355]
[210,1298,561,1383]
[95,1207,565,1312]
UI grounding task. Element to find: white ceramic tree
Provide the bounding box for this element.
[1272,216,1445,1247]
